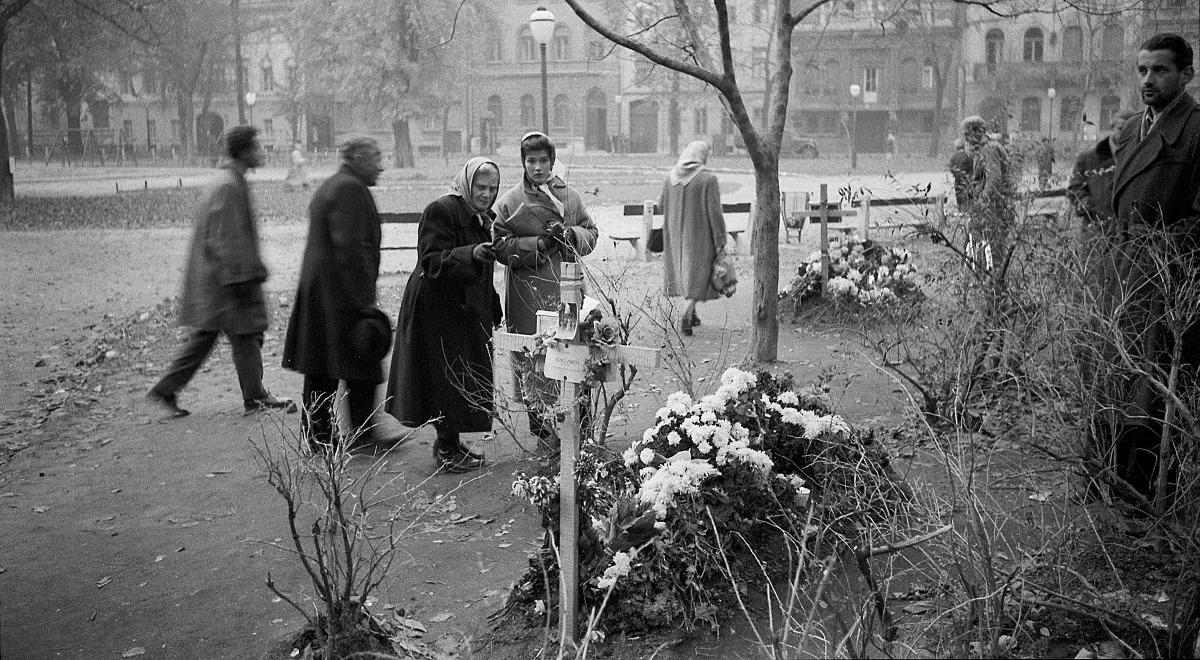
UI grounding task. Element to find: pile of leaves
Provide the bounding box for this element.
[496,368,907,638]
[781,233,922,317]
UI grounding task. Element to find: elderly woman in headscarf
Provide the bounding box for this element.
[493,131,599,445]
[387,157,502,474]
[661,140,727,336]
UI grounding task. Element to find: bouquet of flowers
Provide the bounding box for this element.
[784,233,921,309]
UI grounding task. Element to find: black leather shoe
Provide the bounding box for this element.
[244,394,297,415]
[435,448,485,473]
[147,390,190,418]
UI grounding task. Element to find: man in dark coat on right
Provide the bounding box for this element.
[1098,32,1200,499]
[282,136,393,450]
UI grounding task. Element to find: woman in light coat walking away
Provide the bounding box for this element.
[661,140,727,336]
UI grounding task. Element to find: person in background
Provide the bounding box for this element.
[146,126,294,418]
[493,132,598,446]
[282,136,396,452]
[660,140,727,337]
[285,142,310,191]
[388,157,502,473]
[948,137,974,212]
[959,115,1014,271]
[1067,112,1133,238]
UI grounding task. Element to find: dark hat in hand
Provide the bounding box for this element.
[352,307,393,363]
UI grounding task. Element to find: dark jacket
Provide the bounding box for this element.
[177,164,269,335]
[281,166,383,382]
[493,175,598,334]
[386,195,502,433]
[1067,136,1117,230]
[1112,91,1200,231]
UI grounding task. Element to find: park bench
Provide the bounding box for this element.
[378,211,422,251]
[608,201,751,257]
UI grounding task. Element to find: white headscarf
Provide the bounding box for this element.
[668,140,709,186]
[449,156,500,212]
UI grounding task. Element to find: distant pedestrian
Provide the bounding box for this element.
[948,137,974,211]
[146,126,294,418]
[885,132,897,159]
[282,136,399,452]
[660,140,728,336]
[387,157,503,473]
[958,115,1014,271]
[493,131,598,445]
[285,142,309,190]
[1067,112,1132,238]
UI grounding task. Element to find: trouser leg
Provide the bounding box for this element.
[303,374,339,448]
[344,379,378,441]
[228,332,268,401]
[151,329,219,396]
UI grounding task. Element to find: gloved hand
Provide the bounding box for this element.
[545,222,568,249]
[472,241,496,263]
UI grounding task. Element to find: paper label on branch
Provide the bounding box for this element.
[543,342,591,383]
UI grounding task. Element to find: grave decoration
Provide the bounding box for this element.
[784,233,922,311]
[495,368,907,639]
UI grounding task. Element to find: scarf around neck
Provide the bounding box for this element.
[669,140,710,186]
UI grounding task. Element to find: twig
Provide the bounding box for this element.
[861,524,954,557]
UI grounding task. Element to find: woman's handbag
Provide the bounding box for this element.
[647,227,664,254]
[710,256,737,298]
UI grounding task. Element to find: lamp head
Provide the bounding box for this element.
[849,83,861,98]
[244,92,257,107]
[529,6,556,45]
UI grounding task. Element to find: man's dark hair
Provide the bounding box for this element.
[1140,33,1194,71]
[223,125,258,160]
[520,131,556,164]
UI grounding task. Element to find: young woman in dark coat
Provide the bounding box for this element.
[387,157,502,473]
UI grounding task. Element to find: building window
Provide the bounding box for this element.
[487,94,503,127]
[1060,96,1083,131]
[1062,26,1083,60]
[553,31,569,60]
[900,57,919,91]
[286,59,298,89]
[823,59,840,96]
[171,118,181,141]
[985,28,1005,73]
[804,113,819,133]
[752,2,764,22]
[143,66,158,95]
[1023,28,1044,63]
[487,36,503,62]
[863,66,878,93]
[122,119,134,142]
[519,28,536,61]
[263,118,274,139]
[1020,96,1042,131]
[552,94,570,129]
[588,40,606,60]
[1102,24,1124,60]
[922,61,935,89]
[751,47,768,77]
[260,58,275,92]
[634,57,656,85]
[721,112,733,134]
[91,101,110,129]
[147,119,157,144]
[520,93,536,127]
[694,107,708,135]
[120,72,136,96]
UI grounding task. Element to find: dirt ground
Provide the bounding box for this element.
[0,165,921,658]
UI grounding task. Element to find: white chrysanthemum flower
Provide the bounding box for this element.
[640,447,656,465]
[637,458,720,517]
[776,391,799,406]
[623,444,639,467]
[803,413,850,439]
[596,550,634,589]
[666,431,682,446]
[720,367,758,393]
[534,599,546,615]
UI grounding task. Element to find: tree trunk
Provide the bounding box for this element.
[176,91,194,158]
[392,118,414,168]
[0,23,13,203]
[929,70,946,157]
[747,149,781,362]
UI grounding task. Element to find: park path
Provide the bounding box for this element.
[0,163,928,658]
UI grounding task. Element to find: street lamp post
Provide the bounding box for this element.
[529,6,556,135]
[1046,87,1056,142]
[849,83,861,170]
[245,92,257,127]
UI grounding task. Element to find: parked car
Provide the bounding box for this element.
[730,131,820,158]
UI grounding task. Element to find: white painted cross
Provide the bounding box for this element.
[492,262,662,642]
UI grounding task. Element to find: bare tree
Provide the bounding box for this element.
[0,0,33,203]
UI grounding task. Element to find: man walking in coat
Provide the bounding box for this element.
[1099,32,1200,498]
[282,136,396,451]
[146,126,294,418]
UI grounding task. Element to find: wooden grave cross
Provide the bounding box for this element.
[787,183,858,292]
[492,261,662,643]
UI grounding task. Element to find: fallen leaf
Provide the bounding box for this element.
[1155,590,1170,603]
[122,648,146,658]
[1028,491,1051,502]
[397,618,427,634]
[32,506,48,513]
[902,600,935,615]
[96,575,112,589]
[428,612,453,622]
[497,543,512,548]
[1040,626,1050,637]
[154,555,164,562]
[1141,613,1168,629]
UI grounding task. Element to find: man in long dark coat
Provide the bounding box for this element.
[282,136,390,450]
[146,126,293,418]
[1096,32,1200,499]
